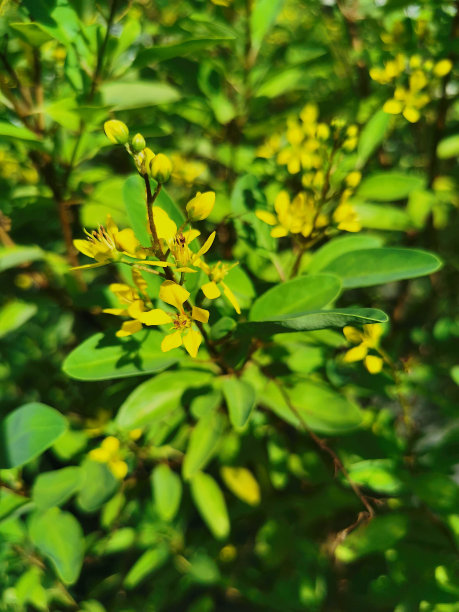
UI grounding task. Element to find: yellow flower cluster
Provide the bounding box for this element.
[371,54,453,123]
[255,105,362,241]
[89,436,128,479]
[73,120,241,358]
[343,324,384,374]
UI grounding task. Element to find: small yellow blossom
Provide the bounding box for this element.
[343,324,384,374]
[153,206,215,269]
[104,120,129,145]
[151,153,172,183]
[256,191,327,239]
[333,201,361,233]
[89,436,128,479]
[131,280,209,357]
[345,171,362,188]
[433,58,453,78]
[199,261,240,314]
[186,191,215,221]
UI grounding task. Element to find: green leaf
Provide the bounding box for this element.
[0,301,37,338]
[307,235,383,274]
[346,460,404,495]
[356,172,425,201]
[321,248,442,288]
[124,544,170,589]
[335,514,408,562]
[255,67,304,99]
[76,459,119,513]
[134,37,234,66]
[260,380,363,435]
[437,134,459,159]
[32,467,82,510]
[357,109,390,166]
[116,369,212,430]
[9,21,54,46]
[29,508,84,584]
[250,0,284,53]
[0,121,41,142]
[250,274,341,321]
[222,378,256,429]
[352,202,413,231]
[0,246,43,271]
[63,331,179,381]
[0,489,29,522]
[190,472,230,540]
[152,464,182,522]
[182,412,225,480]
[240,307,388,337]
[101,81,180,110]
[0,403,67,469]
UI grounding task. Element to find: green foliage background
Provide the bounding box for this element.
[0,0,458,610]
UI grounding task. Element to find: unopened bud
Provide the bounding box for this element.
[131,133,146,153]
[104,120,129,145]
[186,191,216,221]
[150,153,172,183]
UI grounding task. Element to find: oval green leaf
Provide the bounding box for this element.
[322,248,442,288]
[63,330,178,381]
[307,235,383,274]
[29,507,84,584]
[32,467,83,510]
[182,412,225,481]
[0,403,67,469]
[250,274,341,321]
[152,464,182,522]
[356,172,425,201]
[76,459,119,513]
[222,378,256,429]
[0,301,37,338]
[190,472,230,540]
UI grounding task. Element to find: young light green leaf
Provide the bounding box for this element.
[357,109,390,166]
[0,403,67,469]
[250,274,341,321]
[222,378,256,429]
[190,472,230,540]
[152,464,182,522]
[32,467,83,510]
[63,331,179,381]
[0,246,43,271]
[124,544,170,589]
[29,508,84,584]
[250,0,284,54]
[321,248,442,288]
[0,301,37,338]
[182,412,225,480]
[356,172,425,201]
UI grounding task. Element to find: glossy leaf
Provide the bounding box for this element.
[307,235,383,274]
[116,369,212,429]
[152,464,182,522]
[32,467,82,510]
[222,378,256,429]
[0,301,37,338]
[101,81,180,110]
[63,330,179,381]
[357,109,390,165]
[321,248,442,288]
[76,460,119,513]
[0,403,67,469]
[29,507,84,584]
[250,274,341,321]
[182,412,225,480]
[134,36,234,66]
[356,172,425,201]
[190,472,230,540]
[0,246,43,271]
[124,544,170,589]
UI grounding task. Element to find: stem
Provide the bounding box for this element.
[90,0,118,98]
[144,175,163,254]
[290,247,305,278]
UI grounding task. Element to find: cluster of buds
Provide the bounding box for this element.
[73,120,241,358]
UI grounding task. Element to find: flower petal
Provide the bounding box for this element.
[343,344,368,363]
[222,282,241,314]
[110,460,128,479]
[183,328,202,358]
[161,330,183,352]
[196,231,216,258]
[159,280,190,310]
[127,300,146,319]
[343,326,363,344]
[153,206,177,242]
[192,306,209,323]
[255,210,278,226]
[402,106,421,123]
[115,228,141,256]
[138,308,173,326]
[116,320,143,337]
[364,355,384,374]
[201,281,221,300]
[73,239,96,259]
[183,229,200,244]
[271,225,288,238]
[70,262,108,271]
[103,307,128,316]
[383,99,403,114]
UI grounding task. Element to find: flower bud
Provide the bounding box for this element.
[104,120,129,145]
[186,191,216,221]
[131,133,146,153]
[150,153,172,183]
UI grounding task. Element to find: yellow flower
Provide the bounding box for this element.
[383,72,429,123]
[186,191,215,221]
[89,436,128,479]
[333,201,361,233]
[150,153,172,183]
[131,280,209,357]
[73,215,145,270]
[433,59,452,78]
[256,191,326,239]
[343,324,384,374]
[152,206,215,269]
[104,120,129,145]
[199,261,240,314]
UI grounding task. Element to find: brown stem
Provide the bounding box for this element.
[290,247,305,278]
